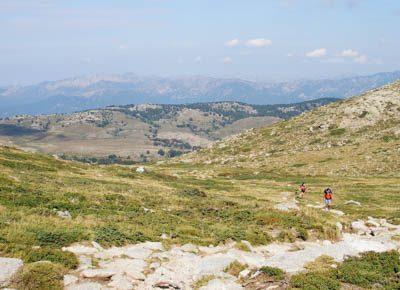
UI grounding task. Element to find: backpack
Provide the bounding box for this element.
[324,188,332,199]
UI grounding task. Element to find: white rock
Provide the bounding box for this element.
[66,282,102,290]
[108,274,135,290]
[91,241,104,251]
[330,209,345,216]
[150,262,160,269]
[240,240,254,252]
[94,247,124,259]
[136,167,145,173]
[238,269,250,278]
[345,200,361,206]
[0,258,23,287]
[199,278,243,290]
[274,202,299,211]
[336,222,343,232]
[123,246,152,260]
[351,220,370,234]
[81,269,115,279]
[57,210,72,219]
[322,240,332,246]
[180,243,199,253]
[64,275,79,287]
[63,245,98,255]
[99,258,147,281]
[153,280,182,289]
[141,241,164,251]
[78,255,92,270]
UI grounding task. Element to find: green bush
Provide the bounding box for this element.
[277,230,295,242]
[296,227,309,241]
[35,228,83,247]
[224,260,247,277]
[336,250,400,288]
[290,271,340,290]
[25,248,79,269]
[13,261,65,290]
[329,128,346,136]
[179,188,207,197]
[359,110,369,118]
[94,225,148,246]
[259,266,285,281]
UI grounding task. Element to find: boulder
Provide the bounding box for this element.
[57,210,72,219]
[136,167,145,173]
[344,200,361,206]
[123,246,153,260]
[99,258,147,281]
[153,280,181,289]
[108,274,135,290]
[199,278,243,290]
[78,255,92,270]
[0,258,23,287]
[64,275,79,287]
[63,245,98,255]
[351,220,370,234]
[66,282,102,290]
[81,269,115,279]
[180,243,199,253]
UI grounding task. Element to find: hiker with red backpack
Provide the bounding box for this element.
[299,182,307,198]
[324,187,333,209]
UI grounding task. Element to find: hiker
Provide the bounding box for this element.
[299,182,307,198]
[324,187,333,209]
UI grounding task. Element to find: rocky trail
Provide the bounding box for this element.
[1,194,400,290]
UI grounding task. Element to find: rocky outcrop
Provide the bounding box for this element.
[61,218,400,289]
[0,257,23,287]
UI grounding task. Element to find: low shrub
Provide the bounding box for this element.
[94,225,148,246]
[290,271,340,290]
[259,266,285,281]
[13,261,65,290]
[329,128,346,136]
[235,241,251,252]
[296,227,309,241]
[25,248,79,269]
[179,188,207,197]
[336,250,400,288]
[304,255,336,273]
[277,230,295,242]
[224,260,247,277]
[34,228,84,248]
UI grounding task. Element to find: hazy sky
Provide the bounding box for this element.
[1,0,399,85]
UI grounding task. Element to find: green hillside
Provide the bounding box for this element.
[180,81,400,177]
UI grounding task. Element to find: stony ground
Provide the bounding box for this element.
[2,192,399,290]
[62,218,400,289]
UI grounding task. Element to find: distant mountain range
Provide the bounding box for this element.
[0,71,399,117]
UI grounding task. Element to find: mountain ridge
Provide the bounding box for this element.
[0,99,336,162]
[1,71,399,117]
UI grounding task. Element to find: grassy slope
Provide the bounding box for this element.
[179,81,400,177]
[0,146,344,260]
